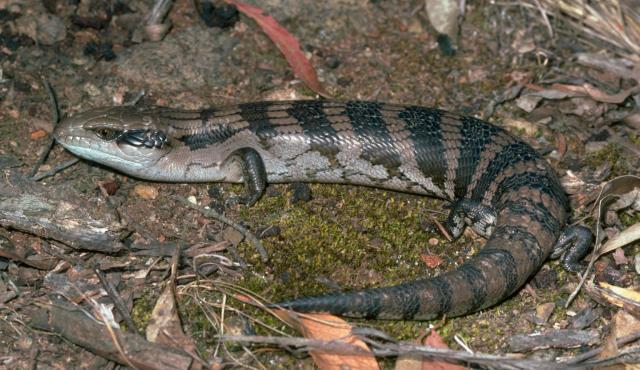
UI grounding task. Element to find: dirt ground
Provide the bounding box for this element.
[1,0,640,368]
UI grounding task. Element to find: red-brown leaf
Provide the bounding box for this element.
[224,0,330,97]
[273,310,379,370]
[421,331,466,370]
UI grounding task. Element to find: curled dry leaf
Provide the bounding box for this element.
[518,82,639,111]
[561,170,588,195]
[147,283,199,355]
[610,188,640,211]
[554,132,567,159]
[273,310,378,370]
[395,330,466,370]
[503,118,539,136]
[612,248,629,266]
[599,310,640,361]
[591,175,640,230]
[596,223,640,257]
[421,331,467,370]
[565,175,640,308]
[592,176,640,258]
[585,281,640,319]
[223,0,330,97]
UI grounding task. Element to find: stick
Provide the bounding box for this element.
[176,196,268,262]
[30,77,60,179]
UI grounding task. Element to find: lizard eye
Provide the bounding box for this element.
[94,127,122,141]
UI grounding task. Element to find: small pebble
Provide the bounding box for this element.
[0,154,22,169]
[198,1,239,29]
[535,302,555,324]
[84,41,116,61]
[290,182,311,203]
[133,184,158,200]
[222,226,244,246]
[258,225,281,239]
[337,76,352,87]
[99,180,119,196]
[325,55,340,69]
[585,141,608,154]
[30,129,47,140]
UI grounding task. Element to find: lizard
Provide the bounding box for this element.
[53,100,592,320]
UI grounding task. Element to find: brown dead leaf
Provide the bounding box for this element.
[614,310,640,343]
[581,83,640,104]
[395,331,467,370]
[597,223,640,257]
[273,310,378,370]
[595,176,640,211]
[503,118,539,136]
[233,293,255,305]
[146,283,201,364]
[598,310,640,368]
[591,176,640,258]
[420,331,466,370]
[224,0,330,97]
[98,180,119,196]
[585,281,640,319]
[612,248,629,266]
[545,83,639,104]
[146,246,202,366]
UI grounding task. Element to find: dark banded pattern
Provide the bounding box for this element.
[345,101,404,172]
[398,106,448,194]
[54,100,584,321]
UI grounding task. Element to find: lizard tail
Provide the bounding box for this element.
[272,188,567,320]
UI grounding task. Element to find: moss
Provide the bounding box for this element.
[620,212,640,227]
[238,184,450,300]
[230,183,502,341]
[585,143,625,177]
[130,288,157,332]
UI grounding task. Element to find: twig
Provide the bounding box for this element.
[124,90,146,106]
[221,333,640,369]
[176,197,268,261]
[145,0,174,41]
[578,348,640,367]
[220,335,557,369]
[147,0,174,26]
[94,268,138,334]
[30,77,60,179]
[32,158,79,181]
[31,305,193,369]
[534,0,554,38]
[564,330,640,364]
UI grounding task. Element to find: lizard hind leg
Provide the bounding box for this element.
[550,225,593,272]
[444,199,497,240]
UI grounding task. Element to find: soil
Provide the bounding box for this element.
[1,0,639,368]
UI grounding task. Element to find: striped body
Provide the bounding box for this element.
[54,100,570,320]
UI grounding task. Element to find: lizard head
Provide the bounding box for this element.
[54,106,173,178]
